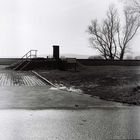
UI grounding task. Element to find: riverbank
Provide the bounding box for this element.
[0,65,123,109]
[37,66,140,105]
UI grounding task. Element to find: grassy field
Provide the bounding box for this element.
[38,65,140,105]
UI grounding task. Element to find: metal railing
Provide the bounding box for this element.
[12,50,38,70]
[21,50,38,59]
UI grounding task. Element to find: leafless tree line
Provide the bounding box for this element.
[88,2,140,60]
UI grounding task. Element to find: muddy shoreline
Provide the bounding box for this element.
[37,66,140,105]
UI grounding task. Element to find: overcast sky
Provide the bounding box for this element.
[0,0,139,58]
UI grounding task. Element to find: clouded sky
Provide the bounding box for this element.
[0,0,139,58]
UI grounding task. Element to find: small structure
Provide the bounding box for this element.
[53,45,59,60]
[8,46,77,71]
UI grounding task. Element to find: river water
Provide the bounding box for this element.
[0,108,139,140]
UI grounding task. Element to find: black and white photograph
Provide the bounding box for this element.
[0,0,140,139]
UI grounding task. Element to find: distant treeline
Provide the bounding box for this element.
[78,59,140,66]
[0,58,20,65]
[1,58,140,66]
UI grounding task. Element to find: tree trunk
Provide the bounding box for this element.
[119,50,125,60]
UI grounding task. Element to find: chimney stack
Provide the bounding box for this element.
[53,45,59,59]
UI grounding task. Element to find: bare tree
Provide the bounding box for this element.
[88,5,140,60]
[124,0,140,14]
[88,6,119,60]
[118,8,140,60]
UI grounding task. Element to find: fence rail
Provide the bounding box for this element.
[9,50,38,70]
[21,50,38,59]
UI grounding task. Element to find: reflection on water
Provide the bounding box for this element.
[0,108,140,140]
[0,70,47,86]
[0,65,47,86]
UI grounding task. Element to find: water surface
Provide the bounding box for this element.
[0,108,139,140]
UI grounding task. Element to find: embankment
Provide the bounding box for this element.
[78,59,140,66]
[0,58,20,65]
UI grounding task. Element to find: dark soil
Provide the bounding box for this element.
[37,66,140,105]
